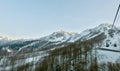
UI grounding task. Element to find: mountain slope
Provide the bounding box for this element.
[1,23,120,53]
[0,23,120,71]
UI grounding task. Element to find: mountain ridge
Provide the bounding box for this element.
[0,23,120,52]
[1,23,120,71]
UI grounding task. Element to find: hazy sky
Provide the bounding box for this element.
[0,0,120,38]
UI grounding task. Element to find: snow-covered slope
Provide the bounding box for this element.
[42,30,77,43]
[0,23,120,71]
[72,23,120,50]
[0,23,120,52]
[0,36,26,45]
[92,24,120,50]
[0,23,120,57]
[82,23,120,64]
[0,36,13,46]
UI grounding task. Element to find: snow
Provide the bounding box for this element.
[0,51,48,71]
[96,50,120,63]
[25,53,48,64]
[6,48,12,52]
[69,30,90,42]
[48,36,66,42]
[44,30,76,43]
[1,23,120,71]
[80,30,91,37]
[101,30,120,51]
[2,47,12,52]
[18,41,39,52]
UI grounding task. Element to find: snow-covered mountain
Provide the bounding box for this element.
[0,23,120,71]
[0,23,120,52]
[0,31,78,52]
[0,36,13,46]
[43,30,77,42]
[78,23,120,50]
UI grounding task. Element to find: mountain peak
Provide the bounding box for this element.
[51,30,77,36]
[0,36,14,40]
[0,36,23,41]
[97,23,113,29]
[98,23,112,27]
[92,23,117,32]
[42,30,78,42]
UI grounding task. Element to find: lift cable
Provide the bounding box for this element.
[112,4,120,27]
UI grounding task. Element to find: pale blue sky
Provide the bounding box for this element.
[0,0,119,38]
